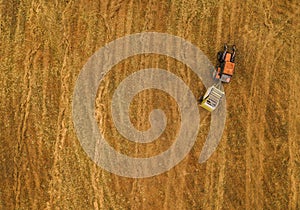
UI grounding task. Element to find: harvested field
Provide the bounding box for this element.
[1,0,300,209]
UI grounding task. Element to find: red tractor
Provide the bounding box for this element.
[214,44,236,83]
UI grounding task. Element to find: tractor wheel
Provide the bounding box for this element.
[217,52,223,62]
[231,45,236,62]
[224,44,228,51]
[230,56,235,62]
[199,96,204,103]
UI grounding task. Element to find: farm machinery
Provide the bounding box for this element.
[200,44,236,111]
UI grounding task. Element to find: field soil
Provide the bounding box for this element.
[1,0,300,209]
